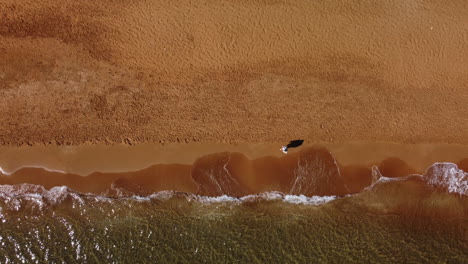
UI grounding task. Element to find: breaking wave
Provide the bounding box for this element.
[0,147,467,264]
[0,146,467,219]
[424,162,468,195]
[0,184,337,212]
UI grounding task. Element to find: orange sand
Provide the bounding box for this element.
[0,0,467,146]
[0,143,467,197]
[1,142,468,175]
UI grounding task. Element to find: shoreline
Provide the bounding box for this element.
[1,141,467,176]
[1,0,467,262]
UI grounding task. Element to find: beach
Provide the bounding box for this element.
[1,0,467,146]
[0,0,467,262]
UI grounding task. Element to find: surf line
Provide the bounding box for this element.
[0,165,67,176]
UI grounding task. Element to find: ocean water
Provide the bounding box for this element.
[0,147,467,263]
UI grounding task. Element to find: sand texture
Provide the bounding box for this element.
[1,0,467,146]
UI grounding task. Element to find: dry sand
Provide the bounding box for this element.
[0,0,467,146]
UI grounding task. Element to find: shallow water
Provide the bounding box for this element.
[0,145,467,263]
[0,188,466,263]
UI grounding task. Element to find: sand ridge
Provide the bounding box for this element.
[0,0,467,145]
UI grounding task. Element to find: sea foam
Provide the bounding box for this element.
[424,162,467,196]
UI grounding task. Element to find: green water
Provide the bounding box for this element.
[0,197,466,263]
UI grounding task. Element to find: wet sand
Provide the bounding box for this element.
[1,1,467,262]
[1,142,467,197]
[1,142,468,175]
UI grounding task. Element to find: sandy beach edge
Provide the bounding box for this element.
[1,141,467,176]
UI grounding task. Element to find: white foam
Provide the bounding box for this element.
[0,183,339,207]
[367,163,467,196]
[283,194,337,205]
[46,186,69,203]
[149,190,177,201]
[424,162,467,196]
[130,195,151,202]
[366,165,423,191]
[197,195,240,204]
[241,191,284,201]
[0,165,67,175]
[0,184,87,210]
[195,192,337,205]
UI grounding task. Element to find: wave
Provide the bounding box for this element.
[0,176,466,220]
[368,162,468,196]
[0,165,67,176]
[424,162,468,195]
[0,146,467,219]
[0,185,465,264]
[0,184,337,209]
[1,146,467,197]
